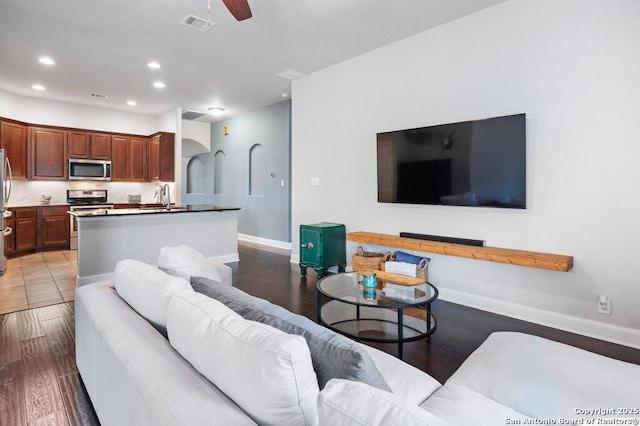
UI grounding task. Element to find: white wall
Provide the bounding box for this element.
[0,89,160,135]
[291,0,640,347]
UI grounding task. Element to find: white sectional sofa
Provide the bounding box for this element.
[75,248,640,426]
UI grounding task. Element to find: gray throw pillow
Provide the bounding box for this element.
[191,276,391,391]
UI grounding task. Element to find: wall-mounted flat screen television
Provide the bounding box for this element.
[377,113,526,209]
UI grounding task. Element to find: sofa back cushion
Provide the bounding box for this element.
[191,276,391,391]
[167,290,319,426]
[157,245,223,284]
[114,259,191,333]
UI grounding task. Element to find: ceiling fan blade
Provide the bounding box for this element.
[221,0,252,21]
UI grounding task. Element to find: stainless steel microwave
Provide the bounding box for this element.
[69,158,112,181]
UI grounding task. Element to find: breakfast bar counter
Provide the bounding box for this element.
[73,205,241,285]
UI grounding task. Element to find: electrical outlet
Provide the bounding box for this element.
[598,295,610,314]
[310,177,320,186]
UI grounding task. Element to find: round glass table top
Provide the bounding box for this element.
[317,271,438,308]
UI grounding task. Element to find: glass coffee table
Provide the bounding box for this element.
[317,272,438,359]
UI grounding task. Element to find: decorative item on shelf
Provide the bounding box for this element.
[40,194,51,205]
[127,194,141,203]
[351,246,391,273]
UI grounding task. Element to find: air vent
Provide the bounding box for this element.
[90,93,108,99]
[181,110,208,120]
[276,69,306,81]
[180,14,216,32]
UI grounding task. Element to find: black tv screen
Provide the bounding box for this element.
[377,113,526,209]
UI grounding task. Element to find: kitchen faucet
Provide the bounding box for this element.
[163,183,170,210]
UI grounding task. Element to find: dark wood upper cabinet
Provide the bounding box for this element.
[148,135,160,181]
[0,120,29,180]
[130,137,147,181]
[90,133,111,160]
[29,127,68,180]
[2,116,170,182]
[148,132,174,182]
[112,135,147,182]
[68,131,90,159]
[69,132,111,160]
[111,135,129,181]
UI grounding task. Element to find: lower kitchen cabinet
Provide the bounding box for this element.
[5,216,15,255]
[6,207,37,256]
[37,206,70,250]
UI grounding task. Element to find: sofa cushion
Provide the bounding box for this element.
[318,379,447,426]
[446,332,640,419]
[114,259,191,333]
[167,290,319,426]
[357,341,441,404]
[419,382,531,425]
[75,281,255,426]
[191,276,391,391]
[157,245,226,284]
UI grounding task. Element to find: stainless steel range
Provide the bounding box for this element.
[67,189,113,250]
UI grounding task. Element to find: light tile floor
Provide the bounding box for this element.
[0,250,77,315]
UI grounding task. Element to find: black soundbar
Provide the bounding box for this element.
[399,232,485,247]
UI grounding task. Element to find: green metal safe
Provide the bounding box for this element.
[299,222,346,278]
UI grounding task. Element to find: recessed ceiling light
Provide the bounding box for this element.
[32,84,45,91]
[127,100,137,106]
[39,57,55,65]
[153,81,165,89]
[147,62,160,69]
[208,107,225,116]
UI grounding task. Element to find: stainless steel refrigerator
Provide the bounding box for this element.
[1,149,13,275]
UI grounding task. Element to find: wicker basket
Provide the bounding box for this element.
[380,257,429,284]
[351,246,391,273]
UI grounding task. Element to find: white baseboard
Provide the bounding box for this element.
[207,253,239,264]
[77,272,114,287]
[238,234,292,250]
[440,287,640,350]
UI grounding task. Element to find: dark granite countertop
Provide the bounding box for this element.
[71,205,240,217]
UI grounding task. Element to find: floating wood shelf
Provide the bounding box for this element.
[347,232,573,272]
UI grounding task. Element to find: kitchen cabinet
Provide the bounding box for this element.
[112,136,147,182]
[111,136,129,181]
[37,206,70,250]
[130,137,147,181]
[29,127,68,180]
[0,120,29,180]
[90,133,111,160]
[68,131,111,160]
[14,208,37,253]
[6,207,37,256]
[5,215,14,255]
[68,131,90,158]
[148,132,174,182]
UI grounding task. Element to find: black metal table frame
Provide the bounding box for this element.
[317,275,438,359]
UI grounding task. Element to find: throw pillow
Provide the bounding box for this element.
[191,276,392,391]
[167,290,319,426]
[157,245,223,284]
[114,259,191,333]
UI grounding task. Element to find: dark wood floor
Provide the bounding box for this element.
[1,242,639,425]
